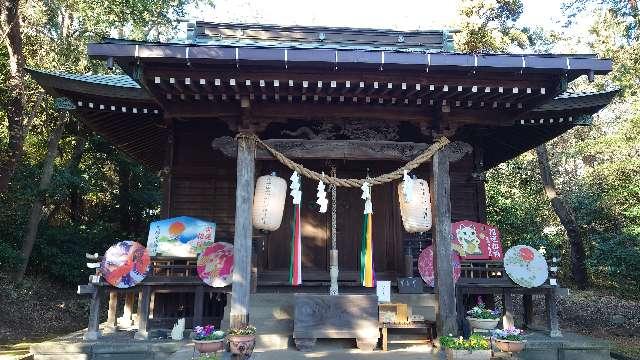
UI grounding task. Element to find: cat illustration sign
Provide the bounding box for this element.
[451,220,503,260]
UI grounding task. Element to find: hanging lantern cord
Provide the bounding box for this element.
[236,132,449,187]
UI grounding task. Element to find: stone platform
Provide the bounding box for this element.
[29,327,186,360]
[32,327,612,360]
[30,291,611,360]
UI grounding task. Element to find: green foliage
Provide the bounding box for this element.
[0,0,212,283]
[0,134,161,282]
[454,0,529,52]
[486,153,561,253]
[440,334,490,351]
[466,303,501,320]
[228,324,257,336]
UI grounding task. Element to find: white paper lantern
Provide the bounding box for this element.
[398,178,432,233]
[253,174,287,231]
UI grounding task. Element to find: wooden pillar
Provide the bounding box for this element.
[119,292,135,327]
[523,294,534,329]
[546,288,562,337]
[193,285,204,328]
[502,290,514,329]
[134,290,143,326]
[106,290,118,329]
[251,237,258,294]
[455,290,468,336]
[84,286,101,340]
[160,125,174,218]
[432,149,458,336]
[229,134,256,328]
[134,286,151,340]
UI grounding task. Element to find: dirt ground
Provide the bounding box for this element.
[0,274,90,344]
[508,289,640,358]
[1,274,639,358]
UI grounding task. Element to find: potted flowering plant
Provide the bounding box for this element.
[466,297,501,330]
[440,334,491,360]
[227,324,256,356]
[492,327,526,353]
[193,325,226,354]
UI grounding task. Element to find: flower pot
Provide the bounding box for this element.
[228,334,256,356]
[466,317,499,330]
[445,348,492,360]
[194,339,225,353]
[494,339,526,353]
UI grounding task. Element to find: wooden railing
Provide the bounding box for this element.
[79,255,229,341]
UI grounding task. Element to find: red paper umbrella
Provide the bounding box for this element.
[418,245,461,287]
[100,241,150,288]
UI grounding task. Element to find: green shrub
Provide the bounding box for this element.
[440,334,490,351]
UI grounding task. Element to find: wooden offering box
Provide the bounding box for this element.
[379,303,409,324]
[293,294,379,351]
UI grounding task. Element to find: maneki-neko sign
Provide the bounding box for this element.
[451,220,503,260]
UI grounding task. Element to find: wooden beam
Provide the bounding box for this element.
[212,138,435,161]
[432,147,458,336]
[229,135,256,328]
[84,286,101,340]
[144,68,555,89]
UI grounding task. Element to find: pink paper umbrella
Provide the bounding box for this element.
[197,242,234,287]
[418,245,461,287]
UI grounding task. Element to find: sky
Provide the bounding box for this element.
[184,0,593,53]
[189,0,567,31]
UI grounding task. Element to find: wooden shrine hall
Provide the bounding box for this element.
[30,22,615,349]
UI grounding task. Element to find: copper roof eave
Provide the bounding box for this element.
[27,68,153,102]
[87,42,612,76]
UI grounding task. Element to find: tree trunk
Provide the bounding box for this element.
[0,0,26,192]
[67,127,87,223]
[13,112,67,281]
[117,160,131,234]
[535,144,588,289]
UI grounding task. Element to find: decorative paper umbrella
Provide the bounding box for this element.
[197,242,234,287]
[418,245,461,287]
[504,245,548,288]
[100,241,150,288]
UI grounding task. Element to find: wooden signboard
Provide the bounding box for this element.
[397,277,423,294]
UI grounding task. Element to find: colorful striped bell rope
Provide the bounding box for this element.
[289,171,302,286]
[359,181,375,287]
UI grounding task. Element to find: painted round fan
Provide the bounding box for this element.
[100,241,150,288]
[504,245,548,288]
[197,242,234,287]
[418,245,461,287]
